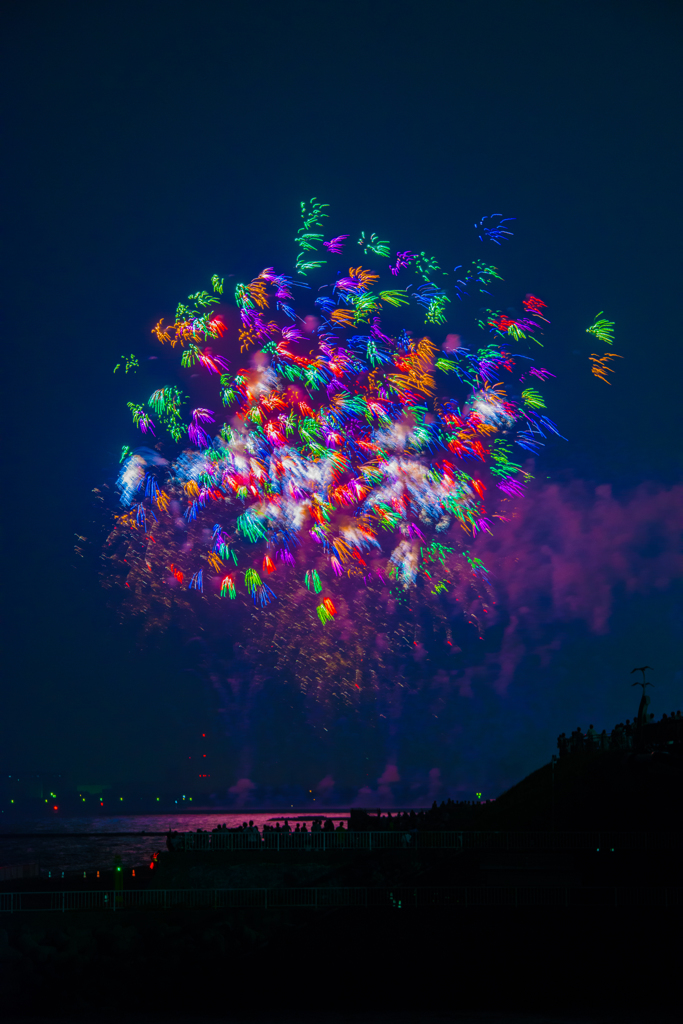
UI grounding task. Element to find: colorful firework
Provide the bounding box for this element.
[586,311,615,346]
[586,312,622,382]
[590,351,623,384]
[475,214,516,245]
[102,200,563,706]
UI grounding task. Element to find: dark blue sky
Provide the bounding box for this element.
[3,0,682,803]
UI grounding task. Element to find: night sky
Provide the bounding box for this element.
[3,0,682,806]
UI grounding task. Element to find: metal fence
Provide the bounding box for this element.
[1,885,681,913]
[176,830,683,852]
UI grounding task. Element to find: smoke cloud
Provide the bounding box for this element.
[463,480,683,694]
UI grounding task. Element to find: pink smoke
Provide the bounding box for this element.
[378,764,401,785]
[452,481,683,695]
[229,777,256,806]
[316,774,335,797]
[442,333,462,352]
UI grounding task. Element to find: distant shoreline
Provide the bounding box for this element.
[0,807,446,826]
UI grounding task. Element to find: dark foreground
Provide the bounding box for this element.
[2,749,680,1019]
[0,899,678,1018]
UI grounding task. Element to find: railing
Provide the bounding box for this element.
[1,885,681,913]
[175,830,683,852]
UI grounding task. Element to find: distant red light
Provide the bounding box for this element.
[53,805,58,810]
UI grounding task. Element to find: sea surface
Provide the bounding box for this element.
[0,812,349,876]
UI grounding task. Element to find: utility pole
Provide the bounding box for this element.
[630,666,654,753]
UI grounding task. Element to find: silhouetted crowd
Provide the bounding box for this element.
[557,710,682,757]
[349,799,489,832]
[165,804,489,847]
[163,708,683,853]
[210,819,347,836]
[166,818,347,850]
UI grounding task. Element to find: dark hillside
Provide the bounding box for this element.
[479,749,683,831]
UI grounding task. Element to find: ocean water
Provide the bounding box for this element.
[0,811,349,876]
